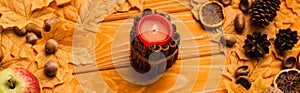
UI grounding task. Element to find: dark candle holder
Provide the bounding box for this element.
[130,9,181,73]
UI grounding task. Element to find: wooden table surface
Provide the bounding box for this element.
[80,0,228,92]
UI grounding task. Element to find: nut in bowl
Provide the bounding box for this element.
[198,1,225,28]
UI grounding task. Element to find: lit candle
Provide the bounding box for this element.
[136,14,173,48]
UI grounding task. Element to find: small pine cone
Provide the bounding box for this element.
[274,28,298,51]
[243,32,270,58]
[249,0,280,27]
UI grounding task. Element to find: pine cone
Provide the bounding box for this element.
[243,32,270,58]
[249,0,280,27]
[274,28,298,51]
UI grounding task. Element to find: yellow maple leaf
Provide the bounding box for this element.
[42,20,75,46]
[0,58,33,70]
[0,1,55,28]
[127,0,144,10]
[0,29,35,69]
[33,44,71,88]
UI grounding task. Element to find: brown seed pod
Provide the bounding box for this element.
[234,14,245,33]
[44,17,59,32]
[220,35,236,47]
[282,55,297,69]
[13,26,27,36]
[26,23,43,38]
[44,60,58,77]
[26,33,38,45]
[236,76,251,90]
[45,39,58,54]
[235,66,250,78]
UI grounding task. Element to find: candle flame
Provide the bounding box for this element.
[152,24,158,34]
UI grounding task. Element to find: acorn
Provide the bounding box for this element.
[235,66,250,78]
[282,55,296,69]
[44,60,58,77]
[26,33,38,45]
[236,76,251,90]
[220,35,236,47]
[45,39,58,54]
[234,14,245,34]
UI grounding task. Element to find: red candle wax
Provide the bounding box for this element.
[136,14,173,48]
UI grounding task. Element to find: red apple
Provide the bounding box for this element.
[0,68,40,93]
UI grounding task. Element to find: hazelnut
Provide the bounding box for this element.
[220,35,236,47]
[13,26,27,36]
[236,76,251,90]
[44,60,58,77]
[235,66,250,78]
[234,14,245,34]
[26,33,38,45]
[44,18,59,31]
[282,55,296,69]
[26,23,43,38]
[45,39,58,54]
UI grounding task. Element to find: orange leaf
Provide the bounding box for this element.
[0,1,55,28]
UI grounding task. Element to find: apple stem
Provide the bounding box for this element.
[8,75,15,89]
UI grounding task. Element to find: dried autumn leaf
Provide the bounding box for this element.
[127,0,144,10]
[33,44,70,88]
[0,30,35,61]
[77,0,131,33]
[42,20,75,46]
[274,2,297,29]
[0,1,55,28]
[190,0,207,20]
[54,64,81,92]
[116,1,131,12]
[31,0,53,11]
[249,76,267,92]
[225,76,267,92]
[286,0,300,16]
[0,58,33,70]
[225,79,248,93]
[55,0,72,6]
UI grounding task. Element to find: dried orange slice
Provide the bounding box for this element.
[198,1,225,28]
[273,69,300,92]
